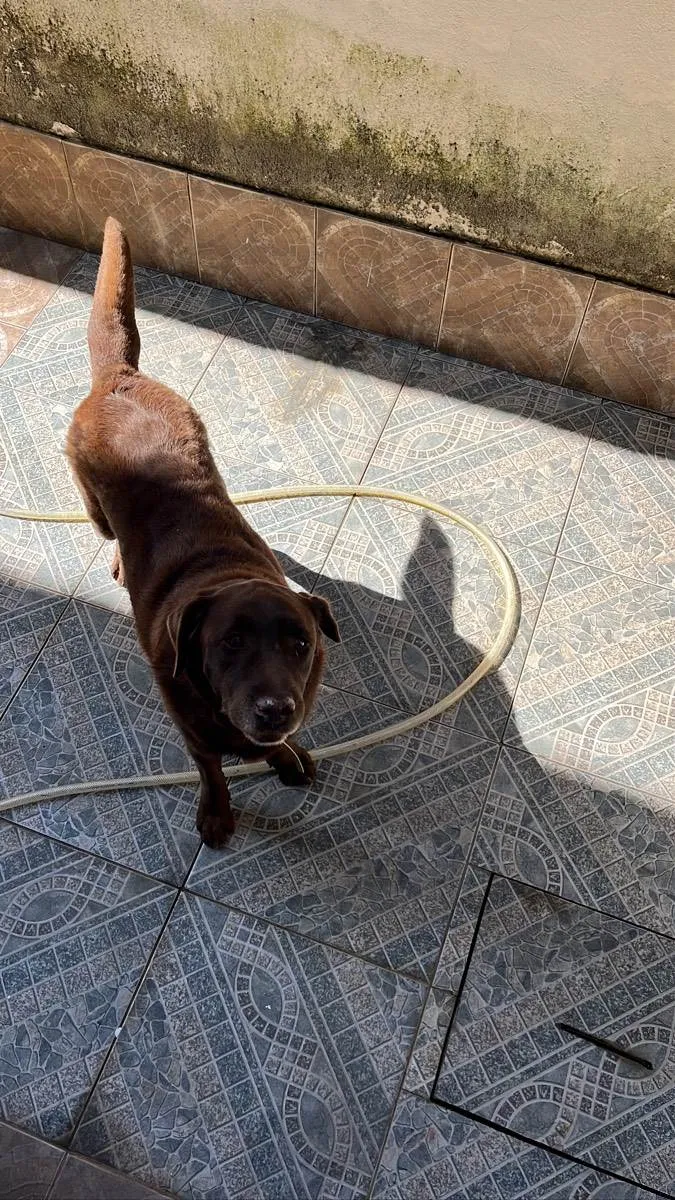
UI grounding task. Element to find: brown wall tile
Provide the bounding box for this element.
[190,178,315,313]
[0,321,23,364]
[316,211,450,345]
[65,145,197,277]
[564,282,674,412]
[0,228,80,327]
[439,245,594,383]
[0,123,82,245]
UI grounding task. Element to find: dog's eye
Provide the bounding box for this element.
[224,633,243,650]
[295,638,309,655]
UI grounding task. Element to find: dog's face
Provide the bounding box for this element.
[169,580,339,745]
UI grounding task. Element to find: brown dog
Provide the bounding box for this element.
[66,218,339,847]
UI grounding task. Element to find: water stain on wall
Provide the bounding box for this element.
[2,2,672,292]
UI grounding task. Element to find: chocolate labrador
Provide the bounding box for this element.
[66,218,339,847]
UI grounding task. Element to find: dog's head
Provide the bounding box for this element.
[166,579,340,746]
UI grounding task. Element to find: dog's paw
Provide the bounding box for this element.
[111,545,126,589]
[268,742,316,788]
[196,802,236,849]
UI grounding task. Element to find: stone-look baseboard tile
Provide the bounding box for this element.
[190,176,315,314]
[1,121,673,415]
[316,209,451,345]
[439,243,594,384]
[64,143,198,277]
[0,121,82,245]
[564,280,675,412]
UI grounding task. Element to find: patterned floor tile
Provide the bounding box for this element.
[189,302,416,492]
[189,705,497,981]
[72,892,425,1200]
[0,600,199,885]
[52,1152,171,1199]
[0,822,173,1143]
[0,581,67,714]
[435,876,675,1194]
[0,1118,64,1199]
[559,403,674,589]
[0,226,81,328]
[364,351,598,557]
[473,747,675,937]
[313,496,552,741]
[372,1094,657,1199]
[75,494,347,617]
[505,559,675,798]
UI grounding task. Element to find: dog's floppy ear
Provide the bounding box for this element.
[303,593,340,642]
[166,598,210,677]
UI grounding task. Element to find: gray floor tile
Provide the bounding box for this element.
[0,600,198,885]
[364,351,598,557]
[0,823,173,1144]
[0,1118,64,1199]
[189,710,496,981]
[0,581,67,714]
[435,876,675,1194]
[559,403,674,590]
[505,559,675,798]
[371,1093,657,1199]
[314,496,552,741]
[473,746,675,936]
[52,1152,171,1199]
[189,302,416,492]
[72,892,425,1200]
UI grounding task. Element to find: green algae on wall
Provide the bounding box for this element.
[1,0,673,292]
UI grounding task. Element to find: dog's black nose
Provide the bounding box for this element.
[254,695,296,726]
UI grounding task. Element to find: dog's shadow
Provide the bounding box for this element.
[232,510,560,894]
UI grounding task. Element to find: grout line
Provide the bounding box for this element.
[364,990,431,1198]
[468,862,675,945]
[561,278,596,386]
[63,888,183,1154]
[427,1099,672,1199]
[308,347,421,584]
[429,873,494,1099]
[496,401,602,737]
[434,241,455,351]
[186,174,203,284]
[0,595,74,723]
[59,138,88,250]
[313,205,318,317]
[182,882,435,988]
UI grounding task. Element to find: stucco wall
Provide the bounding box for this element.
[2,0,674,290]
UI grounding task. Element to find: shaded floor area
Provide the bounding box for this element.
[0,226,673,1199]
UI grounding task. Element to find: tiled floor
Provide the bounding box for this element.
[0,227,673,1200]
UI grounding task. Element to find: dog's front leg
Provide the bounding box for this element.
[266,741,316,788]
[192,751,236,847]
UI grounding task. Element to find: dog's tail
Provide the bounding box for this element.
[87,217,141,378]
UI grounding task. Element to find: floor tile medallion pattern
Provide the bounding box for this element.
[0,227,673,1198]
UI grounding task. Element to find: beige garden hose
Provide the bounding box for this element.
[0,485,519,812]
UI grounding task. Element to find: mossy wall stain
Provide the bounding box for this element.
[1,1,672,292]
